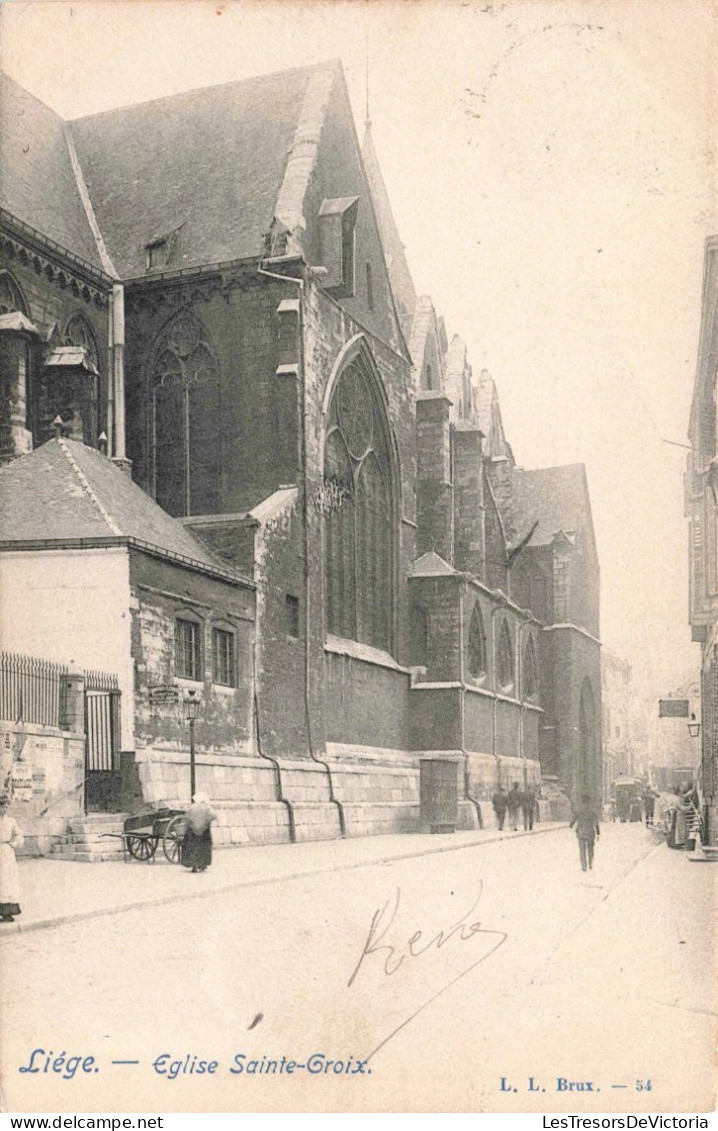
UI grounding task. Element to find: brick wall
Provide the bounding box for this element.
[129,550,254,763]
[124,270,299,515]
[541,625,602,802]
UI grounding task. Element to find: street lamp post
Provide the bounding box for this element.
[183,689,201,799]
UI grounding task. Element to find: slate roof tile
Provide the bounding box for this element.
[512,464,591,546]
[0,73,104,270]
[68,63,338,278]
[0,438,237,577]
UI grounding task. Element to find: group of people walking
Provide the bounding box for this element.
[491,782,537,831]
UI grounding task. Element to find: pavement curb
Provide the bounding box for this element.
[1,824,566,937]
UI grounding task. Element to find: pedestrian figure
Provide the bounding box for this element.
[0,796,24,922]
[521,785,536,831]
[642,788,658,827]
[569,794,600,871]
[181,792,217,873]
[507,782,522,831]
[492,786,508,830]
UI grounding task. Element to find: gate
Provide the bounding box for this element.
[85,670,121,812]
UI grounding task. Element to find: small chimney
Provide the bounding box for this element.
[52,415,64,440]
[98,431,109,456]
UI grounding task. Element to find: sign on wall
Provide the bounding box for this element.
[149,685,180,706]
[658,699,690,717]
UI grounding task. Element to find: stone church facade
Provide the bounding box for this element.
[0,61,602,845]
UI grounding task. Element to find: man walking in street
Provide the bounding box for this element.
[570,793,600,871]
[492,785,508,830]
[521,785,536,831]
[507,782,522,831]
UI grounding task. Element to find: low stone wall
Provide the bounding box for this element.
[137,742,547,846]
[0,721,84,856]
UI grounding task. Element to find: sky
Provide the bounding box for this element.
[1,0,715,698]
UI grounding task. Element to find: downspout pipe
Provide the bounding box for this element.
[252,640,296,843]
[458,579,483,828]
[257,262,346,837]
[112,284,126,461]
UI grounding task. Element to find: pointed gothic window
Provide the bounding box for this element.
[524,634,538,699]
[467,602,487,679]
[150,311,220,517]
[64,313,99,373]
[497,619,514,691]
[0,272,28,316]
[322,349,394,652]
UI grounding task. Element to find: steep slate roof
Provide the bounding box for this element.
[362,122,417,337]
[0,438,238,576]
[512,464,592,547]
[69,62,338,278]
[0,73,104,270]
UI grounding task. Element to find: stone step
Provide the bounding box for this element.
[68,813,128,832]
[51,841,124,859]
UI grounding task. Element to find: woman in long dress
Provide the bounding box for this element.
[181,792,217,873]
[0,798,24,922]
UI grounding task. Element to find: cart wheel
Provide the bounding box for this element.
[163,816,185,864]
[128,836,155,863]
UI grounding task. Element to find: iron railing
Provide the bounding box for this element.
[0,652,66,727]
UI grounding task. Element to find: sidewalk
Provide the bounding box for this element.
[3,821,565,935]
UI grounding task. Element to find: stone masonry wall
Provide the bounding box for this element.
[0,720,84,856]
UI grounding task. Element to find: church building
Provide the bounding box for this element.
[0,61,602,848]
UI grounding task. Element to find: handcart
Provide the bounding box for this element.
[100,807,187,864]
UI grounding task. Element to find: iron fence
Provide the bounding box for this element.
[0,652,66,727]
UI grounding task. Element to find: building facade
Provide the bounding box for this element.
[686,235,718,843]
[0,62,602,847]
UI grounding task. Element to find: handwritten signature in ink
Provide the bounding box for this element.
[348,881,508,1058]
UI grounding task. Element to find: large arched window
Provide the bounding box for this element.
[322,348,394,651]
[496,619,514,692]
[150,311,220,517]
[64,313,99,372]
[523,634,538,699]
[467,602,487,680]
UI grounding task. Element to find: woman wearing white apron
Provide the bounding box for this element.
[0,798,24,922]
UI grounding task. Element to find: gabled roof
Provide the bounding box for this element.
[0,72,104,270]
[512,463,594,548]
[0,438,241,578]
[409,551,457,577]
[362,122,417,337]
[69,62,339,278]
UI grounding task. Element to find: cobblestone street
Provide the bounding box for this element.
[1,823,713,1114]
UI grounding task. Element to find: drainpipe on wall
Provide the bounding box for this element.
[107,293,114,453]
[252,636,296,842]
[112,284,126,461]
[257,262,346,837]
[459,579,483,828]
